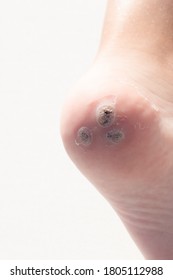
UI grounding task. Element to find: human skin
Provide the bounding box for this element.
[60,0,173,259]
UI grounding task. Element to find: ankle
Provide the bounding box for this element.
[99,0,173,59]
[96,45,173,107]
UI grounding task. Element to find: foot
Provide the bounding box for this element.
[60,0,173,259]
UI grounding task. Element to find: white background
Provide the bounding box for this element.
[0,0,143,259]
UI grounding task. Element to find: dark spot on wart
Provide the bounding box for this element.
[106,129,124,143]
[97,105,115,127]
[76,127,92,146]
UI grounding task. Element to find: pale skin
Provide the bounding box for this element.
[60,0,173,259]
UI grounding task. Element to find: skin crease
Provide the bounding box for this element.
[60,0,173,259]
